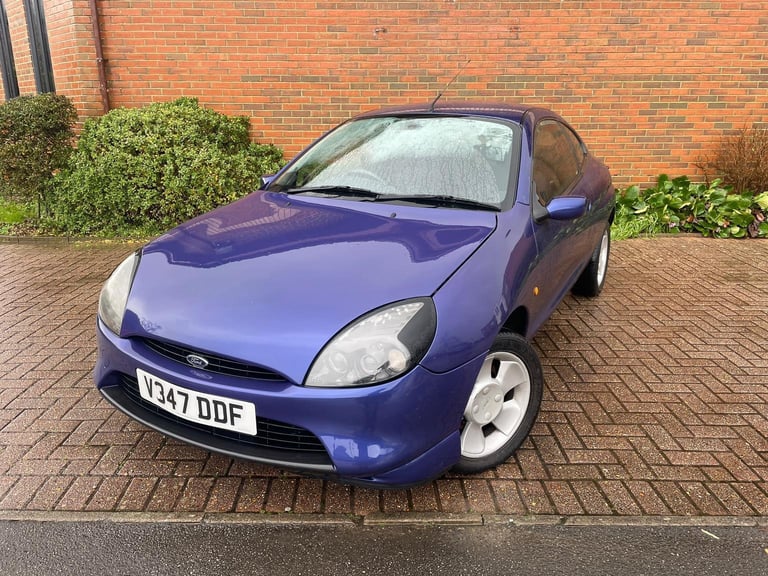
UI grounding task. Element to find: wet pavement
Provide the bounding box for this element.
[3,520,767,576]
[0,237,766,518]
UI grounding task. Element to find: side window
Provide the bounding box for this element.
[532,120,585,205]
[0,0,19,100]
[24,0,55,93]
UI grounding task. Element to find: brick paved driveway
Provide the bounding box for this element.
[0,237,766,518]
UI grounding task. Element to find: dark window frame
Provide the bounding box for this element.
[24,0,55,93]
[0,0,19,100]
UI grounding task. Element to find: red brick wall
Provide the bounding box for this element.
[7,1,768,186]
[43,0,103,117]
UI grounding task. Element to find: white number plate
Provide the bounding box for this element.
[137,368,257,436]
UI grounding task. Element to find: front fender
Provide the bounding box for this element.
[422,203,539,373]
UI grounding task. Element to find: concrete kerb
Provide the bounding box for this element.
[0,511,205,524]
[363,512,484,526]
[0,511,764,528]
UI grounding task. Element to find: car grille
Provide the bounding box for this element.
[119,374,330,458]
[141,338,285,381]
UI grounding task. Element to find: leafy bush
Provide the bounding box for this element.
[699,125,768,195]
[614,175,768,239]
[0,93,77,216]
[52,97,284,235]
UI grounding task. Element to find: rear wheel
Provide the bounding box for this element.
[453,332,543,474]
[572,226,610,297]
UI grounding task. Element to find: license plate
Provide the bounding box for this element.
[136,368,257,435]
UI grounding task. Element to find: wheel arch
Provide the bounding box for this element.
[501,306,529,338]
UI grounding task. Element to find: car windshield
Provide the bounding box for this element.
[269,116,520,208]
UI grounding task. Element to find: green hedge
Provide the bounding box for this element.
[53,97,284,235]
[613,175,768,240]
[0,93,77,215]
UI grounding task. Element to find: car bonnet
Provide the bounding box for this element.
[120,191,497,384]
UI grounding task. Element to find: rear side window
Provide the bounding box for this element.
[532,120,585,205]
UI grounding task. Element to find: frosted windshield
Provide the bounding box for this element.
[272,116,520,206]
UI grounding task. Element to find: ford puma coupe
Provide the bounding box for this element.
[95,102,615,487]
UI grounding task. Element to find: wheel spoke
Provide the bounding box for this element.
[475,358,494,385]
[495,358,529,395]
[492,401,523,436]
[460,422,486,456]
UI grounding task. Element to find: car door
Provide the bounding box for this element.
[530,119,595,309]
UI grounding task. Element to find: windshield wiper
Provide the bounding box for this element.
[282,186,382,199]
[282,187,500,211]
[373,194,501,211]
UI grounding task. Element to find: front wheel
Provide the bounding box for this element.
[452,332,544,474]
[572,226,611,297]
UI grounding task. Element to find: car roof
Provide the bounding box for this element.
[354,101,556,124]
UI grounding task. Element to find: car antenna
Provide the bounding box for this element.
[429,58,471,111]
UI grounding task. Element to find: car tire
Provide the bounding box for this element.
[453,332,544,474]
[572,226,611,297]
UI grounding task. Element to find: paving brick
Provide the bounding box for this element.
[0,475,17,502]
[679,482,728,516]
[436,479,468,513]
[490,480,527,514]
[0,238,766,518]
[264,478,297,513]
[201,453,233,477]
[712,483,759,516]
[55,477,101,511]
[117,459,176,477]
[293,479,324,514]
[322,482,352,514]
[614,449,656,480]
[351,487,380,515]
[569,481,612,515]
[173,461,206,477]
[517,481,556,515]
[7,458,67,476]
[0,446,27,476]
[653,482,700,516]
[531,434,567,464]
[548,464,602,480]
[624,481,671,515]
[27,477,73,511]
[235,478,269,513]
[516,449,549,480]
[544,481,583,515]
[731,483,768,515]
[171,477,212,512]
[117,477,158,511]
[86,477,131,512]
[0,476,45,509]
[463,479,497,513]
[713,453,761,482]
[381,489,410,513]
[598,480,642,515]
[205,477,241,513]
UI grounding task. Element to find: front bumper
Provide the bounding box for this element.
[94,319,485,487]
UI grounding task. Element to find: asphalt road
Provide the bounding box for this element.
[1,520,766,576]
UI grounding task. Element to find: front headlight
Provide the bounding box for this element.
[98,251,141,335]
[305,298,437,388]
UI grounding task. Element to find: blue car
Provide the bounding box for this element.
[95,102,615,487]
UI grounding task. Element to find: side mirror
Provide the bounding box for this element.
[545,196,588,221]
[260,174,276,189]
